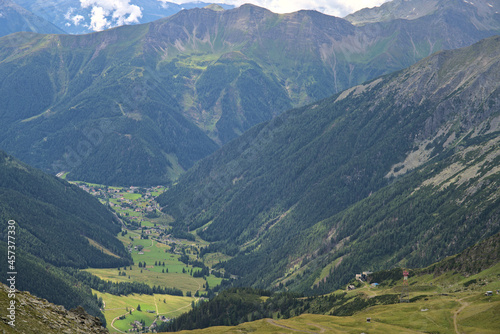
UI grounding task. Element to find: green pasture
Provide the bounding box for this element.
[121,192,142,200]
[86,239,207,292]
[95,290,194,333]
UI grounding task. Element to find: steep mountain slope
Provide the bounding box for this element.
[422,231,500,277]
[0,0,65,37]
[1,2,499,185]
[12,0,234,34]
[0,150,131,268]
[0,150,131,323]
[157,36,500,293]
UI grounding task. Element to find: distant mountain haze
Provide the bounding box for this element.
[0,0,66,36]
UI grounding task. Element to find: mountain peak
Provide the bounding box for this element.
[204,4,225,11]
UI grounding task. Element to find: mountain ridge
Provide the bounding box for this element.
[157,35,500,293]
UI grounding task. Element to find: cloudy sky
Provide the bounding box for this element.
[79,0,143,31]
[76,0,392,32]
[167,0,392,17]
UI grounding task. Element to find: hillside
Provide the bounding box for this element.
[1,1,499,185]
[0,0,65,37]
[157,35,500,293]
[0,150,131,268]
[0,150,134,322]
[0,283,108,333]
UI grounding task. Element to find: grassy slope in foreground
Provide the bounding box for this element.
[164,260,500,333]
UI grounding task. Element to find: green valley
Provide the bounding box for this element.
[0,150,132,324]
[67,181,226,333]
[1,1,500,333]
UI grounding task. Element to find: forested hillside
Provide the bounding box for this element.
[0,1,499,185]
[0,150,131,268]
[0,150,133,322]
[158,36,500,293]
[0,244,106,324]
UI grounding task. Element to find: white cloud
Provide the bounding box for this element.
[158,0,391,17]
[89,5,111,31]
[64,7,75,20]
[81,0,143,31]
[64,7,86,27]
[72,14,86,26]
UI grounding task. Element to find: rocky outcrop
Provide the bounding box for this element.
[0,284,108,334]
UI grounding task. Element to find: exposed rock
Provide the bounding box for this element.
[0,284,108,334]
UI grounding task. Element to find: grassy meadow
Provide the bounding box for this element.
[165,262,500,334]
[95,290,195,333]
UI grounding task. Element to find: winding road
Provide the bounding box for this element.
[110,308,134,333]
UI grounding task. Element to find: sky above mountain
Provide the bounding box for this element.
[77,0,392,32]
[165,0,392,16]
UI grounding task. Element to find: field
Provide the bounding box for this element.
[86,235,222,293]
[94,290,196,333]
[172,292,500,334]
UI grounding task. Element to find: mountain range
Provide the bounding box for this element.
[157,35,500,293]
[1,0,500,329]
[1,0,499,185]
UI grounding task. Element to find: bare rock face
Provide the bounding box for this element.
[0,284,108,334]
